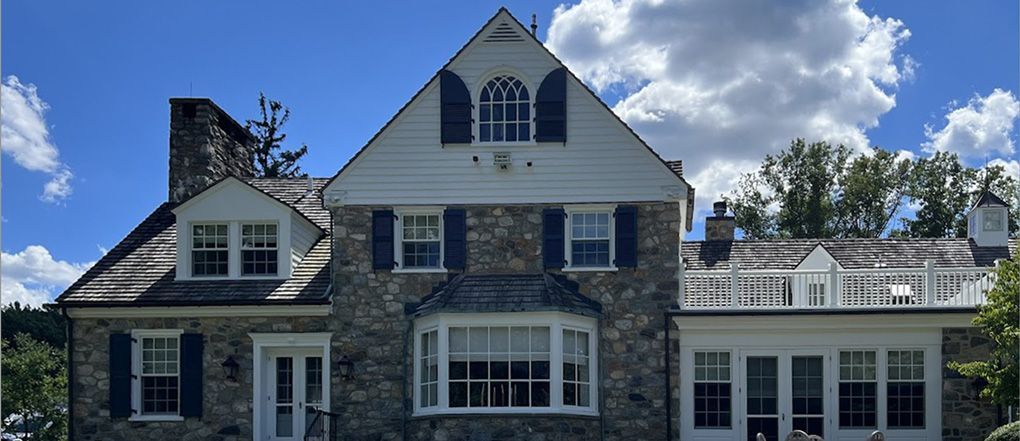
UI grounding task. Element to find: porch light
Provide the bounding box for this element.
[337,355,354,379]
[221,355,240,381]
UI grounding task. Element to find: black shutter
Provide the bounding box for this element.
[109,334,132,418]
[543,208,566,269]
[615,206,638,268]
[372,210,395,270]
[440,70,472,144]
[535,67,567,142]
[443,208,467,270]
[179,333,203,418]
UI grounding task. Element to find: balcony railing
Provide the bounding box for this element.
[679,261,997,310]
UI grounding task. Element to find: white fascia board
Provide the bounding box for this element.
[65,304,331,319]
[672,312,976,331]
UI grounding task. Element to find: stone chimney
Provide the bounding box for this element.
[168,98,255,202]
[705,201,735,241]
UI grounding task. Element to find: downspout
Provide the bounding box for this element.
[599,315,606,441]
[401,319,413,441]
[664,312,671,441]
[63,308,75,441]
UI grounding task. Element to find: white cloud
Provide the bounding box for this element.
[923,88,1019,160]
[987,158,1020,180]
[547,0,914,216]
[1,245,93,307]
[1,76,74,202]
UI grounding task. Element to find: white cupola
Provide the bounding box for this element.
[967,192,1010,247]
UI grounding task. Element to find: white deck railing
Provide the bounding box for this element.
[679,261,996,310]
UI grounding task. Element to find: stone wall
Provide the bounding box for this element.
[332,202,683,441]
[942,327,999,441]
[168,98,255,203]
[70,316,337,441]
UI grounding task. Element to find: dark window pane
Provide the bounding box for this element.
[449,382,467,407]
[531,382,550,407]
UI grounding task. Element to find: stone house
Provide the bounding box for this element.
[56,8,1015,441]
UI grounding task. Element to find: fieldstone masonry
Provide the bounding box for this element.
[942,327,999,441]
[168,98,255,203]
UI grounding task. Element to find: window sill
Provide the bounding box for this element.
[412,408,599,418]
[393,268,449,274]
[129,415,184,422]
[469,141,538,148]
[562,266,619,273]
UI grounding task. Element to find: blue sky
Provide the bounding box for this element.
[3,0,1018,306]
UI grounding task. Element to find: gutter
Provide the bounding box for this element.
[62,308,75,441]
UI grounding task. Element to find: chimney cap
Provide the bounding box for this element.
[712,201,729,217]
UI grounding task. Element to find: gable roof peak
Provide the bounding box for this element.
[972,191,1009,209]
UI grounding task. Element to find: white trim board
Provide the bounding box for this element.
[672,312,976,331]
[65,304,332,318]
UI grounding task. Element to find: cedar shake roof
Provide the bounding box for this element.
[682,238,1017,270]
[411,273,602,318]
[56,178,332,307]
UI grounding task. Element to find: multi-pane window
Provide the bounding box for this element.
[191,224,228,276]
[791,356,825,437]
[983,210,1004,231]
[887,350,925,428]
[570,212,611,267]
[401,214,441,268]
[808,283,826,306]
[562,329,591,407]
[839,350,877,428]
[448,326,551,408]
[693,351,731,428]
[140,336,180,415]
[420,330,439,408]
[241,223,278,276]
[479,75,530,143]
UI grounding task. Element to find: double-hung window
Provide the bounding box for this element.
[414,314,597,415]
[693,351,732,428]
[566,208,614,269]
[398,212,443,269]
[838,350,878,428]
[887,350,925,428]
[191,223,229,277]
[241,223,278,276]
[133,330,182,419]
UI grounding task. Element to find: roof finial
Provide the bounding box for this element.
[531,13,538,36]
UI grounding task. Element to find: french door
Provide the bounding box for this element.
[265,348,325,441]
[740,350,827,441]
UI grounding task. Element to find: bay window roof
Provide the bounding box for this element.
[411,273,602,318]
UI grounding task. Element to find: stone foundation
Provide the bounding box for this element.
[942,327,999,441]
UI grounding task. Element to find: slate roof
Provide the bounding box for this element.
[411,274,602,318]
[682,238,1018,270]
[56,178,332,307]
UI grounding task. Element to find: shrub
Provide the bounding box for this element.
[986,421,1020,441]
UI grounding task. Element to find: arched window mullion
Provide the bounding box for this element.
[478,75,531,143]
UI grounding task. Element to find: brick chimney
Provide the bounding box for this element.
[168,98,255,202]
[705,201,735,241]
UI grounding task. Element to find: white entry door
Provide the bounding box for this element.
[264,348,325,441]
[740,350,828,441]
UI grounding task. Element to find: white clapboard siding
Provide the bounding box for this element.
[290,211,320,269]
[325,11,687,206]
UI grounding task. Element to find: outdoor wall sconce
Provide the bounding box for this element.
[221,355,240,381]
[336,355,354,380]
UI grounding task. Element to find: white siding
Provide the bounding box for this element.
[325,13,687,206]
[290,212,320,269]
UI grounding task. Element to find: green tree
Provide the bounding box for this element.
[245,92,309,178]
[949,253,1019,409]
[727,139,909,239]
[1,334,68,440]
[1,303,66,348]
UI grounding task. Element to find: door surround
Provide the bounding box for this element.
[250,333,332,441]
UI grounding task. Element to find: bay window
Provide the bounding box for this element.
[414,313,597,415]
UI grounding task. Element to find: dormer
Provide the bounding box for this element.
[967,191,1010,247]
[171,177,324,280]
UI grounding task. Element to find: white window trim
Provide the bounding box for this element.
[691,349,734,430]
[189,222,230,278]
[563,204,618,272]
[129,329,185,422]
[473,71,536,146]
[413,312,599,417]
[240,221,280,277]
[182,220,288,281]
[393,207,447,273]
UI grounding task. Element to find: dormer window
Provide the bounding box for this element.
[191,224,229,277]
[479,75,530,143]
[241,223,279,276]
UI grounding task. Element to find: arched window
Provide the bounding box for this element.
[479,75,530,143]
